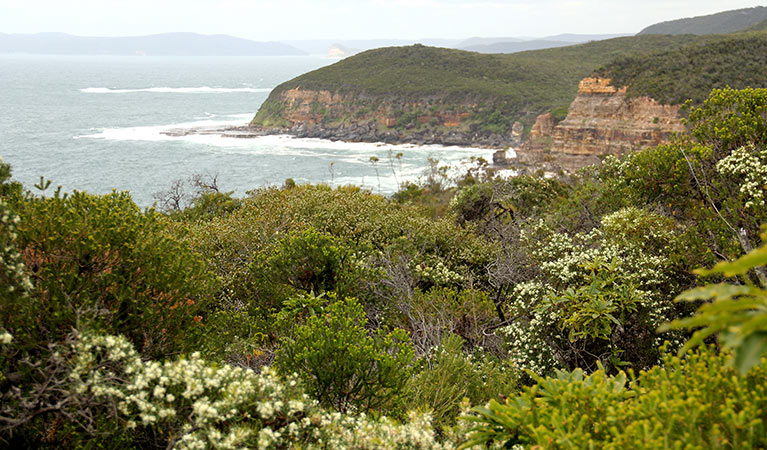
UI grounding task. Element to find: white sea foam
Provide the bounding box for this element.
[75,116,499,159]
[74,114,505,195]
[80,87,272,94]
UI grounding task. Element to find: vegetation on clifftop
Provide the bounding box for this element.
[637,6,767,36]
[600,32,767,105]
[254,29,767,135]
[252,35,706,131]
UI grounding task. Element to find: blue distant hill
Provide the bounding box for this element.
[0,32,306,56]
[638,6,767,35]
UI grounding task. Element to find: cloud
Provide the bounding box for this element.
[0,0,764,40]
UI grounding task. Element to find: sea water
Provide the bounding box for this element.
[0,54,499,207]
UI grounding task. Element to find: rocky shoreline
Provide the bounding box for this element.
[162,123,518,148]
[162,122,520,152]
[161,122,527,171]
[263,121,520,148]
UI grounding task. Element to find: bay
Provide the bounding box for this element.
[0,55,497,206]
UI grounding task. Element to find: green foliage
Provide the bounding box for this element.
[275,296,415,415]
[544,259,644,344]
[462,346,767,449]
[251,227,361,305]
[407,335,518,430]
[0,157,23,199]
[6,190,214,359]
[638,6,767,35]
[255,35,706,131]
[450,183,494,225]
[662,229,767,374]
[687,87,767,154]
[603,33,767,105]
[196,307,269,367]
[494,175,569,221]
[179,191,242,222]
[462,367,630,449]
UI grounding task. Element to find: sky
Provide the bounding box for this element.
[0,0,765,40]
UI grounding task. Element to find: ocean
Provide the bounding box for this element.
[0,54,499,207]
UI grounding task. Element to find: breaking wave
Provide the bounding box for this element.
[80,87,272,94]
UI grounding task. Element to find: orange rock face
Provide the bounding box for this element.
[276,87,475,129]
[577,77,628,95]
[279,87,345,125]
[518,78,686,172]
[530,112,555,138]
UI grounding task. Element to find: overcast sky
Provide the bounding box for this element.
[0,0,765,40]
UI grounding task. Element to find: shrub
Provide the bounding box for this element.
[461,346,767,449]
[450,184,493,225]
[252,227,361,300]
[502,208,687,374]
[393,287,501,355]
[6,190,215,359]
[0,331,450,450]
[662,228,767,373]
[275,296,415,415]
[407,335,518,430]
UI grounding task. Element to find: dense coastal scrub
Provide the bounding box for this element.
[3,87,767,448]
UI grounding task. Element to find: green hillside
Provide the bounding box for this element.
[638,6,767,35]
[744,19,767,32]
[600,32,767,105]
[254,34,704,128]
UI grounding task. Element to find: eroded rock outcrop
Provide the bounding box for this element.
[251,87,522,148]
[517,77,686,172]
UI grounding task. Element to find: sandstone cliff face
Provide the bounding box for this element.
[252,87,523,148]
[517,77,686,172]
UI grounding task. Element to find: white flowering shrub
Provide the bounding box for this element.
[0,159,31,388]
[0,158,32,304]
[717,144,767,210]
[411,256,465,286]
[34,331,453,450]
[317,412,454,449]
[68,333,318,449]
[0,198,31,299]
[502,208,685,374]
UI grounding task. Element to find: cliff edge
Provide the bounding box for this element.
[514,77,686,172]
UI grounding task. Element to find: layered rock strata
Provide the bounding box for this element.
[251,87,524,148]
[514,77,686,172]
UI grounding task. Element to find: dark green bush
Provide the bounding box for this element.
[275,295,415,415]
[6,190,214,359]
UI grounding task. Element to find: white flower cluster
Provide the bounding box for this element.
[500,281,559,374]
[717,144,767,210]
[68,333,318,449]
[412,257,464,286]
[0,196,33,297]
[0,330,12,345]
[66,332,453,449]
[316,411,453,450]
[504,208,679,374]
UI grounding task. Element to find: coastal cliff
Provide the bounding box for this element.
[514,77,685,172]
[251,86,524,148]
[248,35,767,171]
[248,40,709,150]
